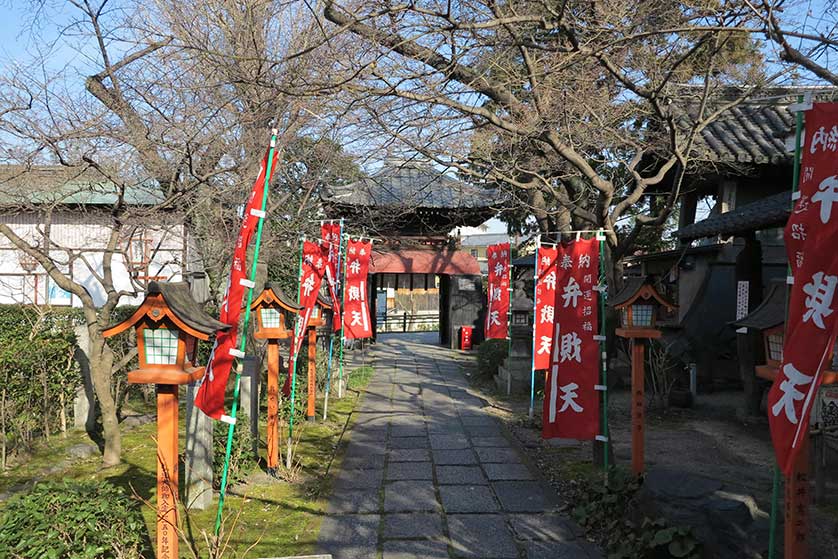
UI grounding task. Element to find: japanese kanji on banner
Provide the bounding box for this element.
[284,240,327,396]
[195,145,277,420]
[534,246,558,369]
[321,222,342,331]
[343,239,373,339]
[485,242,511,339]
[769,102,838,475]
[543,238,600,440]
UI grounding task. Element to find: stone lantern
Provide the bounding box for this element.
[251,283,301,472]
[612,276,676,476]
[495,280,534,396]
[103,282,228,559]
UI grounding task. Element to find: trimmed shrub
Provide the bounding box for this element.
[0,306,82,455]
[476,338,508,380]
[0,479,149,558]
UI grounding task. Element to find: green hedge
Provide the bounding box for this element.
[0,479,149,558]
[476,338,508,380]
[0,306,83,454]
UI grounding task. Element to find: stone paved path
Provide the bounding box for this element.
[318,333,602,559]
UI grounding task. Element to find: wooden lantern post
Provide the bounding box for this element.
[103,282,228,559]
[251,283,302,473]
[304,295,330,421]
[612,277,676,476]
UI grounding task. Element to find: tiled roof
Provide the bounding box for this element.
[733,282,785,330]
[683,87,838,165]
[609,276,648,307]
[0,165,164,206]
[322,161,502,209]
[678,191,791,240]
[151,282,230,335]
[267,283,302,311]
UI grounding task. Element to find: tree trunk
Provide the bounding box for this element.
[59,392,67,435]
[88,329,121,466]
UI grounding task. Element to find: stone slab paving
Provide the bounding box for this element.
[318,333,602,559]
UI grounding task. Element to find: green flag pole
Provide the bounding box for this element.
[528,238,540,418]
[287,236,305,469]
[506,244,513,386]
[768,92,806,559]
[323,218,345,417]
[597,230,609,484]
[337,229,347,398]
[214,129,278,536]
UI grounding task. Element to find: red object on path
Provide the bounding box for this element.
[542,239,600,441]
[460,326,473,350]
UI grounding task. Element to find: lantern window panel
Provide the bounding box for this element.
[144,328,180,365]
[261,308,282,329]
[631,304,654,327]
[767,333,784,362]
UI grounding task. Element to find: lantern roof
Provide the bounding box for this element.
[251,282,302,312]
[732,281,785,331]
[317,292,332,309]
[103,281,229,340]
[610,276,675,311]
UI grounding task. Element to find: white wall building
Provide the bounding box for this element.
[0,166,203,307]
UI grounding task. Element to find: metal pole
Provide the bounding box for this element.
[769,92,805,559]
[506,244,513,396]
[528,239,540,418]
[598,232,610,483]
[215,129,277,535]
[323,219,344,416]
[286,237,305,469]
[337,228,347,398]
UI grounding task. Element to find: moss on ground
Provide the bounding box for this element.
[0,365,374,558]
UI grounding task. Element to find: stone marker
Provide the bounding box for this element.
[241,356,261,457]
[72,324,96,431]
[184,382,213,510]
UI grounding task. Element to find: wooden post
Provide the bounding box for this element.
[266,340,280,471]
[307,328,316,421]
[785,435,810,559]
[631,339,645,476]
[156,384,179,559]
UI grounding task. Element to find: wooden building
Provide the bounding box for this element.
[321,160,501,347]
[631,88,838,404]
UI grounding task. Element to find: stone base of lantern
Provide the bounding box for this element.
[495,355,532,395]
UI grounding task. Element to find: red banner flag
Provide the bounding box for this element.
[284,240,327,396]
[543,238,600,440]
[769,102,838,475]
[195,145,277,420]
[485,242,511,339]
[321,223,343,331]
[343,239,373,339]
[534,246,558,369]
